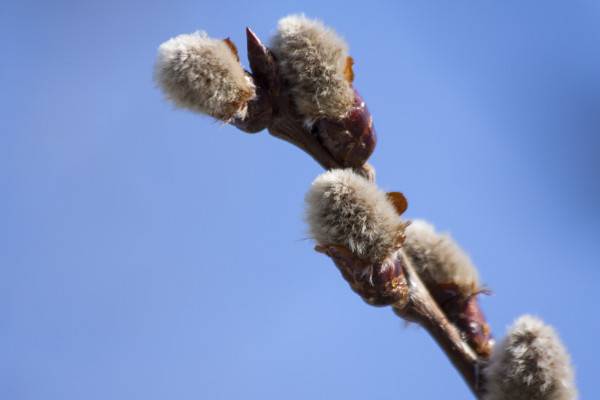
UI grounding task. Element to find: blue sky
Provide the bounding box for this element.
[2,1,599,399]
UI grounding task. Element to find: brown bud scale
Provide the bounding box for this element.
[312,90,376,168]
[316,244,409,307]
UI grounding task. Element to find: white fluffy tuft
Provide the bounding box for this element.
[403,220,479,295]
[155,31,255,121]
[484,315,577,400]
[305,169,402,263]
[270,14,355,119]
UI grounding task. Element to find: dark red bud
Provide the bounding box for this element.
[459,295,493,358]
[432,284,494,358]
[313,89,377,168]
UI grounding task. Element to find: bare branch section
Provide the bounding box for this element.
[393,255,482,396]
[155,14,577,399]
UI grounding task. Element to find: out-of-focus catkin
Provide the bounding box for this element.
[484,315,577,400]
[403,220,493,357]
[404,220,479,297]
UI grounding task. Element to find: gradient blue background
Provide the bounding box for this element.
[2,1,599,399]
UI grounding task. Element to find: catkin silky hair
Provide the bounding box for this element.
[155,31,255,121]
[270,14,355,120]
[305,169,403,264]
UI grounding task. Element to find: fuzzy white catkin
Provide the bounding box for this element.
[270,14,355,119]
[155,31,255,121]
[403,220,479,295]
[305,169,402,263]
[484,315,577,400]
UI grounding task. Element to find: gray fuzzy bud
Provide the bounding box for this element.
[305,169,403,263]
[270,14,355,119]
[403,220,479,295]
[484,315,577,400]
[155,31,255,121]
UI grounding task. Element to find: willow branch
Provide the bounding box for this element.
[156,16,580,400]
[155,20,488,399]
[239,27,486,398]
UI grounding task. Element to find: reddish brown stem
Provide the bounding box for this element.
[393,253,483,398]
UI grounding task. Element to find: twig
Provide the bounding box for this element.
[393,252,482,397]
[317,242,483,398]
[233,28,374,179]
